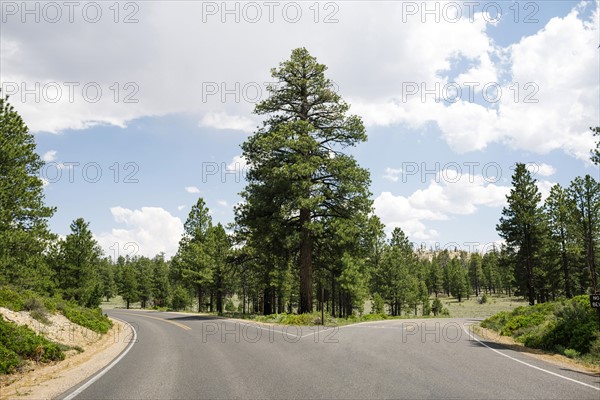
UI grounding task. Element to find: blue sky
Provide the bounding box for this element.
[1,1,599,258]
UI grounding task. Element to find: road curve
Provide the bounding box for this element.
[57,310,600,399]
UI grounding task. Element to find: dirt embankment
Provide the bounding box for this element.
[0,308,134,400]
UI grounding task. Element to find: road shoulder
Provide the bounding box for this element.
[0,318,132,400]
[473,324,600,376]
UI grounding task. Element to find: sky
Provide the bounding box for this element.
[1,0,599,259]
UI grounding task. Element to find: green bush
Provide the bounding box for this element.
[563,348,580,359]
[0,318,64,367]
[431,298,443,316]
[372,293,385,314]
[481,311,510,331]
[0,343,21,374]
[61,304,112,334]
[170,286,191,311]
[0,286,27,311]
[225,299,236,312]
[481,294,488,304]
[481,296,600,357]
[540,296,598,354]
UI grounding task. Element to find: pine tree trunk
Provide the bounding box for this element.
[197,286,203,313]
[299,208,313,313]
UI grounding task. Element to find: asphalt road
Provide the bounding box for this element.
[58,310,600,399]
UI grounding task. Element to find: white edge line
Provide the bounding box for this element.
[463,327,600,391]
[61,318,138,400]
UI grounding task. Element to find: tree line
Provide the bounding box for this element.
[1,48,599,316]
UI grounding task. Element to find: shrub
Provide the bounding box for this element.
[0,343,21,374]
[431,298,443,316]
[539,296,598,354]
[481,311,510,332]
[225,299,236,312]
[61,304,112,334]
[372,293,385,314]
[563,348,580,359]
[170,286,191,311]
[481,294,488,304]
[481,295,600,357]
[0,318,64,365]
[0,286,26,311]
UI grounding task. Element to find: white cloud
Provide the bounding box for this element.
[374,170,510,240]
[531,163,556,177]
[3,1,597,162]
[537,180,556,202]
[177,205,186,211]
[42,150,57,162]
[217,200,228,207]
[96,206,184,259]
[185,186,200,194]
[227,155,248,171]
[383,167,402,182]
[199,112,256,133]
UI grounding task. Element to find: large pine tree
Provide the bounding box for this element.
[568,175,600,293]
[497,163,546,305]
[236,48,372,313]
[0,94,56,291]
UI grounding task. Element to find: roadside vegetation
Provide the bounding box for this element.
[0,287,112,334]
[0,318,65,374]
[481,295,600,364]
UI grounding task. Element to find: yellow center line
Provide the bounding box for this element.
[112,312,192,331]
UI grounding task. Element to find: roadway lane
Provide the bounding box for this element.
[58,310,600,399]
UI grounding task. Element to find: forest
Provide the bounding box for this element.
[1,48,599,318]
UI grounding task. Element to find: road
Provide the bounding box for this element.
[58,310,600,399]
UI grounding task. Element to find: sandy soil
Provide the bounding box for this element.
[0,311,133,400]
[473,324,600,376]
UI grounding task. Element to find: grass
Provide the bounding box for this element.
[439,294,527,318]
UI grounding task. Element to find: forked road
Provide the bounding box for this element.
[59,310,600,399]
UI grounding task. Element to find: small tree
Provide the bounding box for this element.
[119,262,139,309]
[58,218,103,307]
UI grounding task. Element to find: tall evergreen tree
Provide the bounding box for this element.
[544,184,577,297]
[57,218,103,307]
[568,175,600,293]
[0,95,56,291]
[469,253,483,296]
[497,163,546,305]
[237,48,371,313]
[173,198,214,312]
